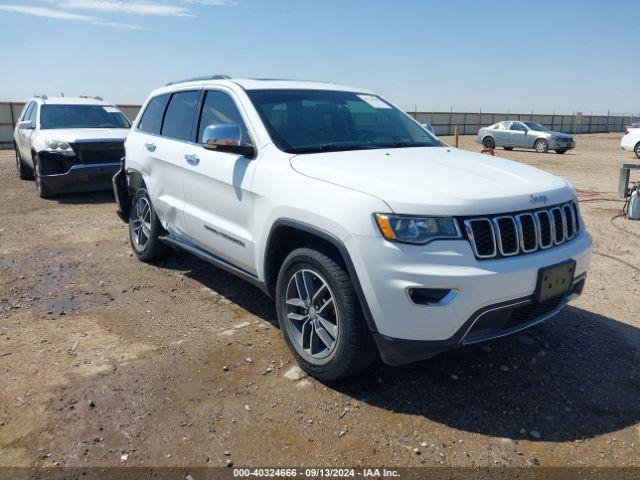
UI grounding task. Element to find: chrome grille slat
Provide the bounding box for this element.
[492,216,519,256]
[464,219,497,258]
[515,213,537,253]
[464,202,580,260]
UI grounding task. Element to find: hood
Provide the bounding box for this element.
[39,128,129,143]
[290,147,574,216]
[546,130,573,139]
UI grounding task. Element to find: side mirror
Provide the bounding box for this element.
[18,120,35,130]
[202,124,255,158]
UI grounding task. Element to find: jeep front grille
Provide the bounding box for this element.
[463,202,580,260]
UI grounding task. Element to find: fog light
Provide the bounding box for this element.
[408,288,456,305]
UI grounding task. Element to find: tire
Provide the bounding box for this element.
[555,149,568,154]
[482,136,495,149]
[275,247,376,381]
[128,188,171,262]
[503,147,514,151]
[534,138,549,153]
[635,142,640,160]
[34,155,53,199]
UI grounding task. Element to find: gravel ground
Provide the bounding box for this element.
[0,133,639,469]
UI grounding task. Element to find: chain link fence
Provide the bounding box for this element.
[1,101,638,149]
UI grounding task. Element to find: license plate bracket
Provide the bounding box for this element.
[535,260,576,303]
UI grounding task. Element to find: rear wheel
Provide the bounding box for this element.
[635,142,640,159]
[34,156,53,199]
[534,138,549,153]
[128,188,170,262]
[555,149,568,154]
[275,247,375,381]
[482,136,495,149]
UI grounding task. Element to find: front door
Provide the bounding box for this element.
[182,89,258,274]
[508,121,529,147]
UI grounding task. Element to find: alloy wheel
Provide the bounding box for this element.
[131,197,152,250]
[535,140,547,152]
[285,269,339,360]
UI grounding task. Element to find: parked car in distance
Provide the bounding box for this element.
[621,128,640,159]
[114,76,592,380]
[477,121,575,154]
[13,96,131,198]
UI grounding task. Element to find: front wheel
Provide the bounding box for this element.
[482,136,496,149]
[34,156,53,198]
[635,142,640,159]
[275,247,375,381]
[534,138,549,153]
[128,188,170,262]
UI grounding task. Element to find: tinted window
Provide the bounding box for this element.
[21,102,35,121]
[247,89,440,154]
[197,90,250,144]
[509,122,525,131]
[138,94,170,135]
[161,91,200,141]
[40,105,131,129]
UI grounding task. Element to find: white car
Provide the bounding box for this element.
[13,96,131,198]
[621,128,640,158]
[113,76,592,380]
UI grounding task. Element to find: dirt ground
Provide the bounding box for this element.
[0,133,639,469]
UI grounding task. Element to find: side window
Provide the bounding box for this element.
[28,104,38,124]
[21,102,35,122]
[161,90,201,141]
[138,94,170,135]
[197,90,250,145]
[511,122,526,131]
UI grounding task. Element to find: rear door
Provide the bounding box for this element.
[181,88,258,274]
[132,90,201,236]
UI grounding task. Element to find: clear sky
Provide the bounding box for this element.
[1,0,638,114]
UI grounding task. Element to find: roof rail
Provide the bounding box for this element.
[33,95,48,100]
[79,95,104,101]
[165,75,231,86]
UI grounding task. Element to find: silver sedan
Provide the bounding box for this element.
[476,121,575,154]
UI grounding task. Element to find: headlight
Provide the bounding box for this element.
[374,214,462,245]
[45,139,74,156]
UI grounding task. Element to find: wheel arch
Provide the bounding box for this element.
[263,219,378,333]
[126,168,146,195]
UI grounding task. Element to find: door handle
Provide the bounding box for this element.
[145,143,156,152]
[185,154,200,166]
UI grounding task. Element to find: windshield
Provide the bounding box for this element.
[523,122,550,132]
[40,105,131,129]
[246,89,442,154]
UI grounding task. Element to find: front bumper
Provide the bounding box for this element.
[41,162,120,194]
[550,140,575,150]
[346,230,592,362]
[373,274,585,365]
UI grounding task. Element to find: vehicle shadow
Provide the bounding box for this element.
[150,252,640,442]
[53,190,115,205]
[154,250,279,327]
[332,305,640,442]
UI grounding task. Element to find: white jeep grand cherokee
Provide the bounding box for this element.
[14,96,131,198]
[113,76,592,380]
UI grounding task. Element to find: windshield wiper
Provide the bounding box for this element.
[283,143,381,154]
